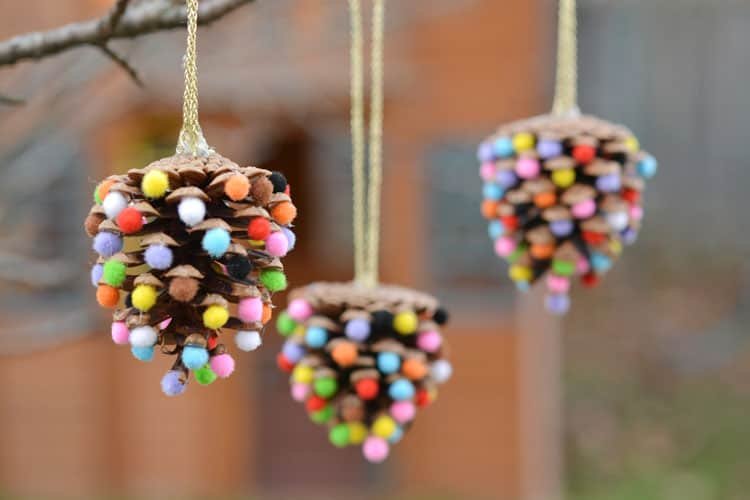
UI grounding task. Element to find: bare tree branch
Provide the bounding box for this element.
[0,0,254,68]
[97,43,143,87]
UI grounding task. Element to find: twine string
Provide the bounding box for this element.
[176,0,214,156]
[551,0,579,117]
[349,0,366,286]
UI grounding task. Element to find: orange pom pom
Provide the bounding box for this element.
[96,285,120,308]
[533,192,556,209]
[271,202,297,225]
[261,303,273,324]
[331,341,358,367]
[98,179,115,202]
[530,243,555,260]
[481,200,498,219]
[224,174,250,201]
[402,358,428,380]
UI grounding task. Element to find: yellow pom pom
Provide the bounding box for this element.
[625,136,640,153]
[552,168,576,188]
[292,365,314,384]
[512,132,535,152]
[610,239,623,256]
[393,311,418,335]
[347,422,368,445]
[141,170,169,199]
[372,415,397,439]
[509,265,533,282]
[132,285,157,312]
[293,324,306,336]
[203,304,229,329]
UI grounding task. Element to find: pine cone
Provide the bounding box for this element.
[275,282,451,463]
[85,153,298,394]
[477,114,657,314]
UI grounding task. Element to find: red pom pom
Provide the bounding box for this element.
[207,335,218,351]
[572,145,596,164]
[276,353,294,373]
[582,231,607,246]
[501,215,519,232]
[355,378,379,400]
[416,388,431,408]
[284,184,291,196]
[622,188,640,204]
[116,207,143,234]
[582,272,600,288]
[247,217,271,241]
[306,395,327,412]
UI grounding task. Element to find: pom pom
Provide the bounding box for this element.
[305,326,328,348]
[390,401,416,424]
[131,345,154,362]
[572,144,597,164]
[194,365,218,385]
[96,285,119,308]
[291,382,311,402]
[225,255,252,280]
[247,217,271,241]
[90,263,103,287]
[313,377,338,398]
[235,330,262,351]
[250,176,273,205]
[388,379,416,401]
[345,318,371,341]
[355,378,379,400]
[161,370,187,396]
[276,311,297,336]
[348,422,368,445]
[93,232,122,258]
[372,415,397,439]
[402,357,428,380]
[102,191,128,219]
[282,340,306,364]
[417,330,442,352]
[144,244,173,270]
[329,423,350,448]
[129,326,157,347]
[202,228,231,258]
[388,426,404,444]
[545,293,570,315]
[331,341,358,367]
[178,197,206,227]
[431,359,453,384]
[269,171,288,193]
[282,227,297,251]
[102,259,126,287]
[260,269,287,292]
[238,297,263,323]
[169,277,198,302]
[94,179,114,205]
[141,170,169,199]
[270,201,297,225]
[377,352,401,374]
[111,321,130,345]
[287,299,313,322]
[309,405,333,424]
[182,345,209,370]
[637,155,658,178]
[265,231,289,257]
[292,364,314,384]
[371,310,395,335]
[393,311,418,335]
[116,207,144,234]
[203,304,229,329]
[210,353,235,378]
[131,284,157,312]
[224,174,250,201]
[512,132,535,152]
[262,303,272,325]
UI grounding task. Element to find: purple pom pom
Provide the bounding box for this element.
[92,232,122,257]
[160,370,186,396]
[145,244,173,270]
[282,227,296,251]
[545,293,570,315]
[90,263,103,287]
[282,340,306,363]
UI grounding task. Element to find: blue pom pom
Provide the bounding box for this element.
[482,183,504,201]
[388,426,404,444]
[282,227,297,251]
[388,379,415,401]
[305,326,328,348]
[144,244,174,270]
[93,232,123,257]
[131,345,154,362]
[488,220,504,240]
[161,370,187,396]
[90,263,103,287]
[345,318,370,341]
[477,142,494,162]
[590,252,613,273]
[182,345,209,370]
[492,137,514,158]
[637,155,658,179]
[515,281,530,293]
[377,352,401,374]
[545,293,570,315]
[202,228,231,258]
[282,341,306,363]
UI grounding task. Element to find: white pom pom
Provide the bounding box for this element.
[129,326,157,347]
[430,359,453,384]
[235,330,262,352]
[606,212,629,232]
[102,192,128,220]
[178,197,206,227]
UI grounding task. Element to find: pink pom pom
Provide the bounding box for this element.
[291,382,310,402]
[238,297,263,323]
[210,353,235,378]
[111,321,129,345]
[416,330,442,353]
[363,436,390,463]
[479,162,495,181]
[287,298,313,322]
[546,275,570,294]
[390,401,416,424]
[494,236,517,257]
[265,231,289,257]
[629,205,643,221]
[515,156,540,179]
[571,199,596,219]
[576,256,591,275]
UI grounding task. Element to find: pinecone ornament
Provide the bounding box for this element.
[477,114,657,314]
[275,282,451,463]
[85,153,298,394]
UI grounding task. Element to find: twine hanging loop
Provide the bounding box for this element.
[551,0,580,117]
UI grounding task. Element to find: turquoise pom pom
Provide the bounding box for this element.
[305,326,328,348]
[182,345,209,370]
[637,155,658,179]
[590,252,613,273]
[388,379,415,401]
[131,345,154,362]
[482,183,504,201]
[377,352,401,374]
[388,426,404,444]
[488,220,504,240]
[515,281,530,292]
[492,137,514,157]
[202,228,231,258]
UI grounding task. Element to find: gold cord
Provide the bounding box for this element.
[551,0,579,117]
[176,0,213,156]
[350,0,386,288]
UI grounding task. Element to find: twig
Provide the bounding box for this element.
[0,94,24,106]
[96,43,143,87]
[0,0,254,67]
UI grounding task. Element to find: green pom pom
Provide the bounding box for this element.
[552,259,575,276]
[102,260,127,287]
[310,404,333,424]
[314,377,338,398]
[329,423,350,448]
[260,269,287,293]
[507,244,527,264]
[276,312,296,336]
[194,365,217,385]
[93,185,102,205]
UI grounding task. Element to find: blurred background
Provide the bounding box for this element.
[0,0,749,499]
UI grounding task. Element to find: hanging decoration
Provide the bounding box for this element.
[84,0,298,394]
[275,0,451,463]
[477,0,657,315]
